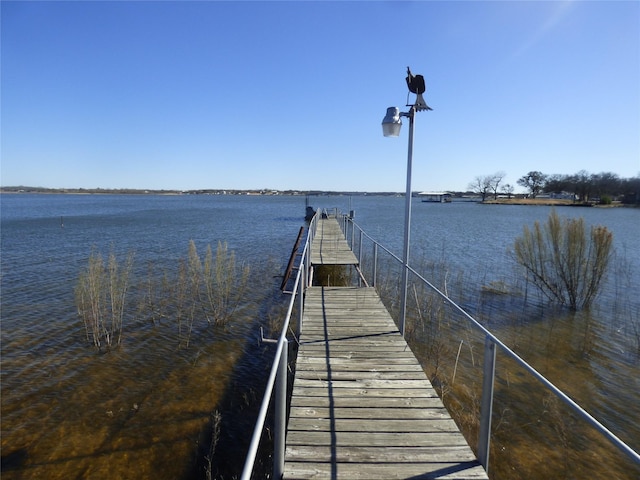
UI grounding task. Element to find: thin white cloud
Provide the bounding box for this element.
[513,0,576,58]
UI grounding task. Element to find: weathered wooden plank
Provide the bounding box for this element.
[301,324,396,330]
[291,378,439,389]
[288,406,453,420]
[296,350,412,356]
[297,342,414,350]
[284,461,488,480]
[303,316,394,322]
[289,395,444,409]
[295,361,425,372]
[293,370,427,381]
[285,279,487,479]
[310,218,358,265]
[295,356,423,367]
[286,430,472,448]
[285,445,480,463]
[297,343,409,349]
[297,347,415,355]
[287,417,462,433]
[289,386,440,398]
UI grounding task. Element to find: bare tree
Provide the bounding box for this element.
[569,170,593,202]
[517,171,547,198]
[591,172,621,199]
[489,171,506,200]
[621,175,640,204]
[468,175,492,201]
[501,183,515,199]
[544,173,572,195]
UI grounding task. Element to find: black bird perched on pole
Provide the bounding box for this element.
[405,67,432,111]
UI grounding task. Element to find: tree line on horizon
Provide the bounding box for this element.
[469,170,640,204]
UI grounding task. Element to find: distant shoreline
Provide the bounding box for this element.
[480,198,627,208]
[0,189,183,196]
[0,187,395,196]
[1,188,636,207]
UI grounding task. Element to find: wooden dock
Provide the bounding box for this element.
[284,218,488,479]
[310,218,359,266]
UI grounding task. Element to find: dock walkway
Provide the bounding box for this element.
[310,217,359,266]
[284,218,487,479]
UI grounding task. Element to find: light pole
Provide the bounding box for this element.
[381,67,432,337]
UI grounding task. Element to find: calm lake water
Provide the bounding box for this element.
[1,193,638,479]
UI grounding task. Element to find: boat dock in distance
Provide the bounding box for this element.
[284,216,488,479]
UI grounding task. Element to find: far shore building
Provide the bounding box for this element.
[416,191,452,203]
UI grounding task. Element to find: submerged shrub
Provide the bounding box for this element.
[202,241,250,326]
[84,241,251,349]
[75,249,134,350]
[512,209,613,310]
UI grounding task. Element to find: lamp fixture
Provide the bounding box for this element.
[380,67,432,337]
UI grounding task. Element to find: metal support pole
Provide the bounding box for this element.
[273,340,288,479]
[372,243,378,288]
[305,232,311,288]
[298,261,304,338]
[399,107,415,337]
[478,335,496,473]
[350,219,355,251]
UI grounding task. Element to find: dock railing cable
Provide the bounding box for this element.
[240,212,318,480]
[343,215,640,472]
[241,211,639,479]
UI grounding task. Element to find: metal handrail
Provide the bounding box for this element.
[344,216,640,471]
[241,212,638,479]
[240,211,318,480]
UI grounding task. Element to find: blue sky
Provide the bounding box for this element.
[2,1,639,192]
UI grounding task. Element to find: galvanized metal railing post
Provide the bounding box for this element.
[306,220,313,288]
[273,339,288,479]
[298,258,304,338]
[372,242,378,288]
[478,335,496,472]
[350,218,355,251]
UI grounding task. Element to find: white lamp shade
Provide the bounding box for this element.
[382,107,402,137]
